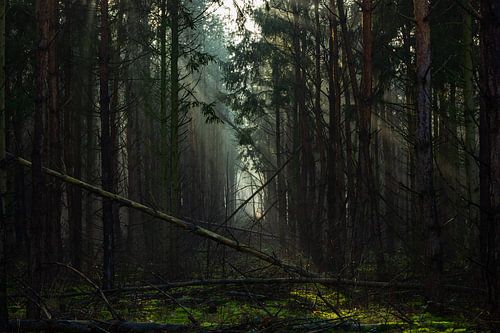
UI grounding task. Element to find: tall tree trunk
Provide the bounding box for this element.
[479,0,500,327]
[359,0,378,269]
[327,2,346,271]
[170,0,180,214]
[272,58,286,249]
[337,0,359,269]
[125,0,147,257]
[462,4,476,224]
[30,0,51,318]
[290,0,302,254]
[109,3,125,251]
[82,0,97,270]
[403,22,417,257]
[85,62,96,269]
[46,0,62,264]
[63,2,83,270]
[337,0,359,108]
[0,0,8,326]
[413,0,442,301]
[313,0,327,262]
[99,0,114,290]
[159,0,169,211]
[168,0,181,274]
[381,91,396,255]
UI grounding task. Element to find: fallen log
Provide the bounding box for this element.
[6,319,191,333]
[5,155,484,298]
[7,154,312,278]
[11,277,483,300]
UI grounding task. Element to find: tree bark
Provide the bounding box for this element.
[413,0,442,301]
[30,0,52,319]
[46,0,62,265]
[327,1,346,271]
[0,0,8,326]
[272,58,286,249]
[462,3,476,223]
[159,0,169,212]
[479,0,500,326]
[63,2,84,271]
[99,0,115,290]
[170,0,180,214]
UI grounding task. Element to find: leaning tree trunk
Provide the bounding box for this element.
[413,0,442,302]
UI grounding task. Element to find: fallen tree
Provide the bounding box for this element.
[6,317,461,333]
[31,277,483,299]
[6,319,191,333]
[5,154,483,297]
[7,154,312,277]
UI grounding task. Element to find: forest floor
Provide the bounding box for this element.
[9,281,481,332]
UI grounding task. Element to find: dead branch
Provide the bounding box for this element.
[5,319,191,333]
[52,262,122,320]
[20,277,484,299]
[7,154,312,278]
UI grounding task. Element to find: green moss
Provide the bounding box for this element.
[10,284,470,332]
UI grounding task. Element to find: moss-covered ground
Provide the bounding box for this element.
[8,282,480,332]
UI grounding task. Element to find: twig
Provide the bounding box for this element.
[148,274,198,326]
[52,262,122,321]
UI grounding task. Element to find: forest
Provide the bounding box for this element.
[0,0,499,331]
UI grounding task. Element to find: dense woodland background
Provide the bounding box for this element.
[0,0,499,331]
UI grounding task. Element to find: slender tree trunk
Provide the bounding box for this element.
[479,0,500,327]
[46,0,62,264]
[413,0,442,301]
[85,64,96,269]
[298,22,313,258]
[12,113,27,251]
[337,0,359,269]
[403,23,417,255]
[340,54,356,273]
[99,0,115,290]
[290,0,302,253]
[327,2,346,271]
[462,4,476,223]
[30,0,51,319]
[168,0,181,274]
[313,0,327,260]
[0,0,8,326]
[63,2,83,270]
[337,0,359,108]
[125,0,146,256]
[82,0,97,270]
[272,58,286,249]
[159,0,169,212]
[109,4,125,250]
[358,0,379,269]
[381,91,396,255]
[437,86,452,229]
[170,0,180,214]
